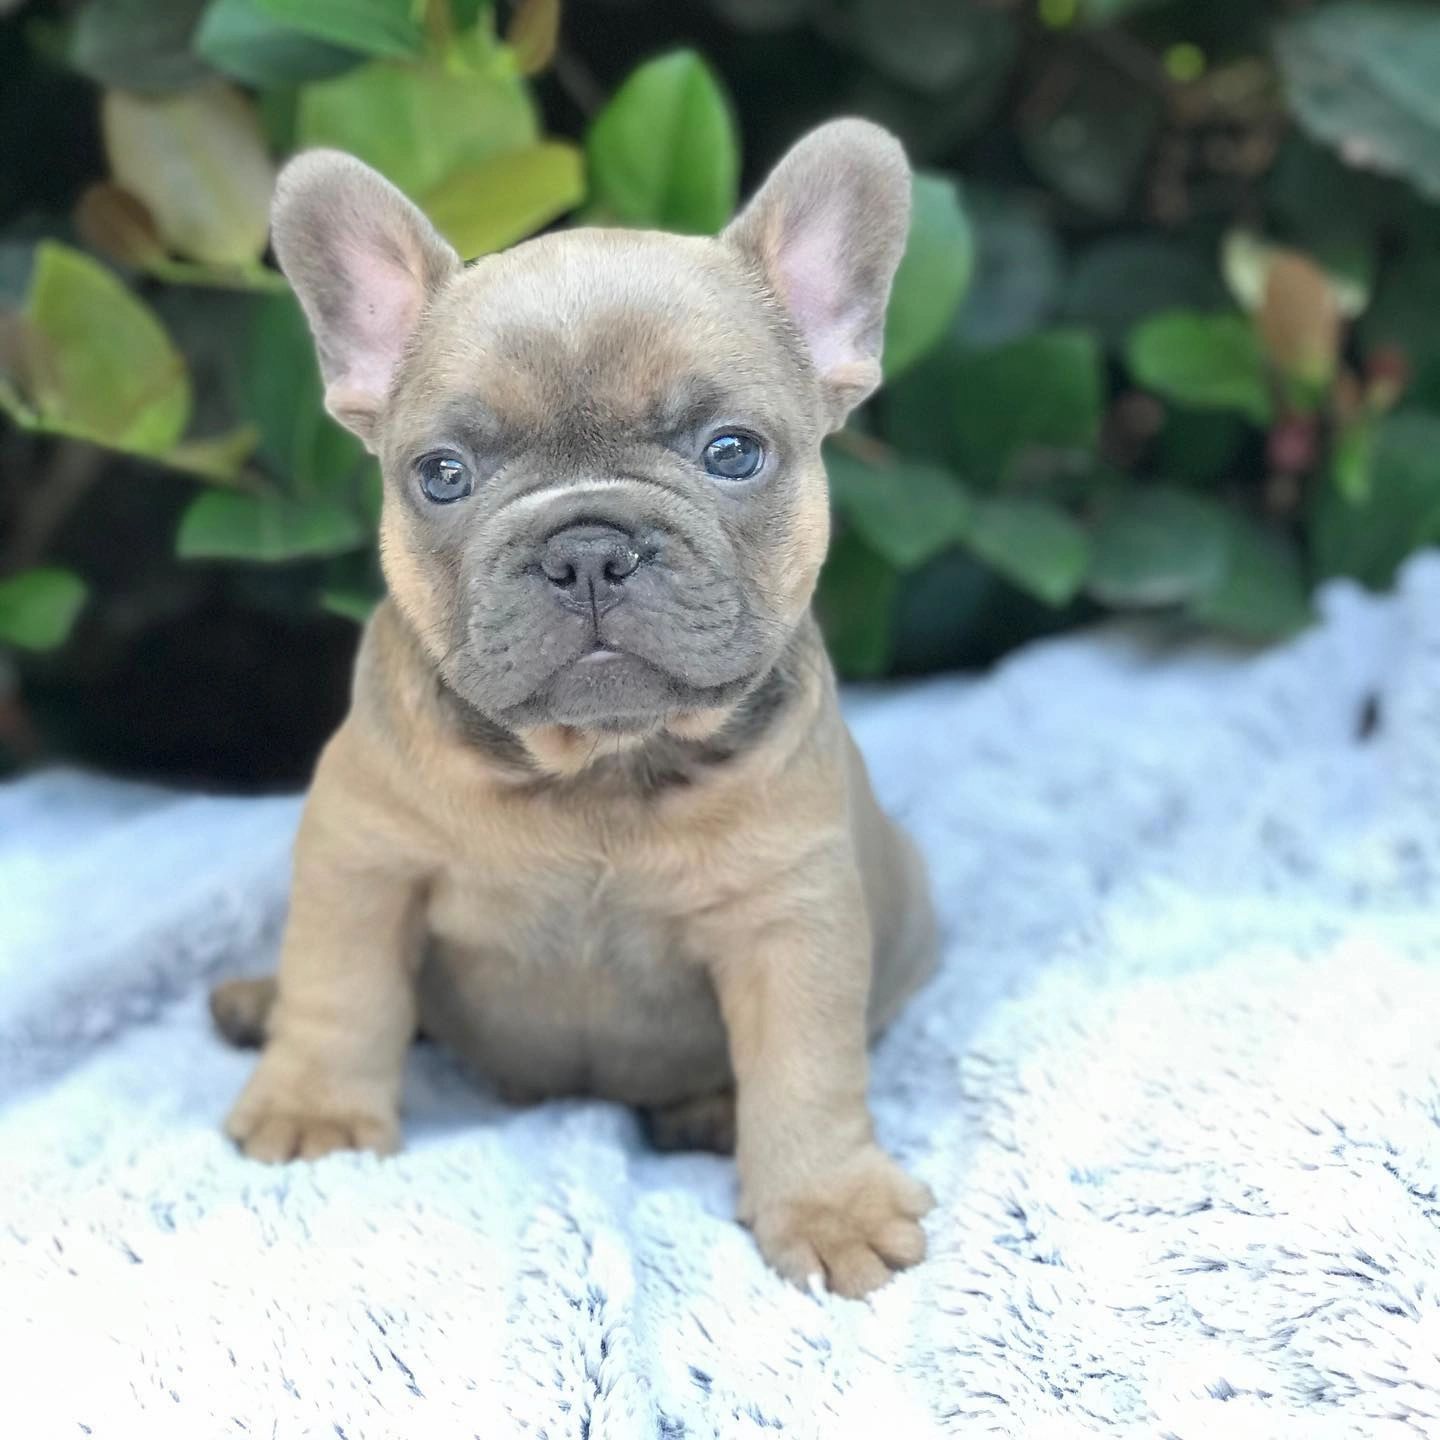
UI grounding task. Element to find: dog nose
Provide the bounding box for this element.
[540,524,642,603]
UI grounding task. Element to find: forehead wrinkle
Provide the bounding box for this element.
[430,400,502,450]
[493,473,694,521]
[415,232,808,445]
[475,313,721,437]
[646,375,732,437]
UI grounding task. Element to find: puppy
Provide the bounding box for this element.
[213,118,938,1297]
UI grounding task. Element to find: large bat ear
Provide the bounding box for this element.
[723,119,911,431]
[270,150,460,445]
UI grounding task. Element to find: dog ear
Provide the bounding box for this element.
[271,150,460,445]
[724,119,911,431]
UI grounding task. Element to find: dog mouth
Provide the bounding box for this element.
[537,645,705,728]
[461,635,755,734]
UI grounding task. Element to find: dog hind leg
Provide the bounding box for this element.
[641,1089,736,1155]
[210,977,277,1048]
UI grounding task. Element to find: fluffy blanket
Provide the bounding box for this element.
[4,558,1439,1440]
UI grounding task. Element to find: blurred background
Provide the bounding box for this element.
[1,0,1435,788]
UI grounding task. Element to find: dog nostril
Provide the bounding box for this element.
[605,548,641,583]
[541,557,577,588]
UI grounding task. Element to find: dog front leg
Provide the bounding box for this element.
[708,864,933,1297]
[225,760,425,1162]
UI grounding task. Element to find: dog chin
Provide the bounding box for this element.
[527,649,689,731]
[474,646,764,736]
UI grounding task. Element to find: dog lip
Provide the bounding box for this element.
[578,647,626,664]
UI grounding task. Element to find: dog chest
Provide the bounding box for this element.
[418,860,731,1103]
[424,856,679,967]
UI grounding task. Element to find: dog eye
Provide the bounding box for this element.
[418,454,473,504]
[702,432,764,480]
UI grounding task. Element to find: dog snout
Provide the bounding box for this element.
[540,523,643,610]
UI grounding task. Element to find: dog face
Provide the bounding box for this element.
[273,121,910,735]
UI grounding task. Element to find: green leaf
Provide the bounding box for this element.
[815,532,899,679]
[1062,238,1225,348]
[883,173,974,381]
[963,497,1091,606]
[196,0,362,85]
[1154,408,1247,486]
[1331,415,1375,506]
[954,186,1063,347]
[424,142,585,260]
[451,0,489,26]
[953,330,1103,480]
[320,549,384,622]
[164,425,261,483]
[320,585,381,623]
[298,51,537,199]
[144,258,289,294]
[243,293,365,493]
[20,242,190,453]
[825,445,972,571]
[1276,2,1440,203]
[357,463,384,526]
[102,82,276,267]
[1127,311,1270,424]
[881,329,1102,482]
[70,0,210,93]
[889,549,1069,673]
[1269,134,1410,259]
[177,490,368,562]
[586,51,738,233]
[1358,251,1440,374]
[1190,513,1311,639]
[877,341,965,473]
[0,382,36,432]
[0,568,87,652]
[1087,488,1228,608]
[506,0,560,76]
[256,0,424,59]
[1311,411,1440,590]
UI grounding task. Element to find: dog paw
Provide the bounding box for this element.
[225,1069,398,1163]
[746,1146,933,1298]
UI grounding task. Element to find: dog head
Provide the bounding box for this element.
[273,120,910,740]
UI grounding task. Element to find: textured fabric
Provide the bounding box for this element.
[3,559,1439,1439]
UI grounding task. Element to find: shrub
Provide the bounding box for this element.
[3,0,1440,776]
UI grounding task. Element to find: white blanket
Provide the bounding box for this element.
[4,558,1439,1440]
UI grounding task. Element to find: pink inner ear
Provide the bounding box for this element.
[773,207,870,381]
[334,238,428,402]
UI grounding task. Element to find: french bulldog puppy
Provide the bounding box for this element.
[213,118,938,1297]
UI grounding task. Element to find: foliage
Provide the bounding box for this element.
[6,0,1440,779]
[0,568,87,652]
[585,50,737,232]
